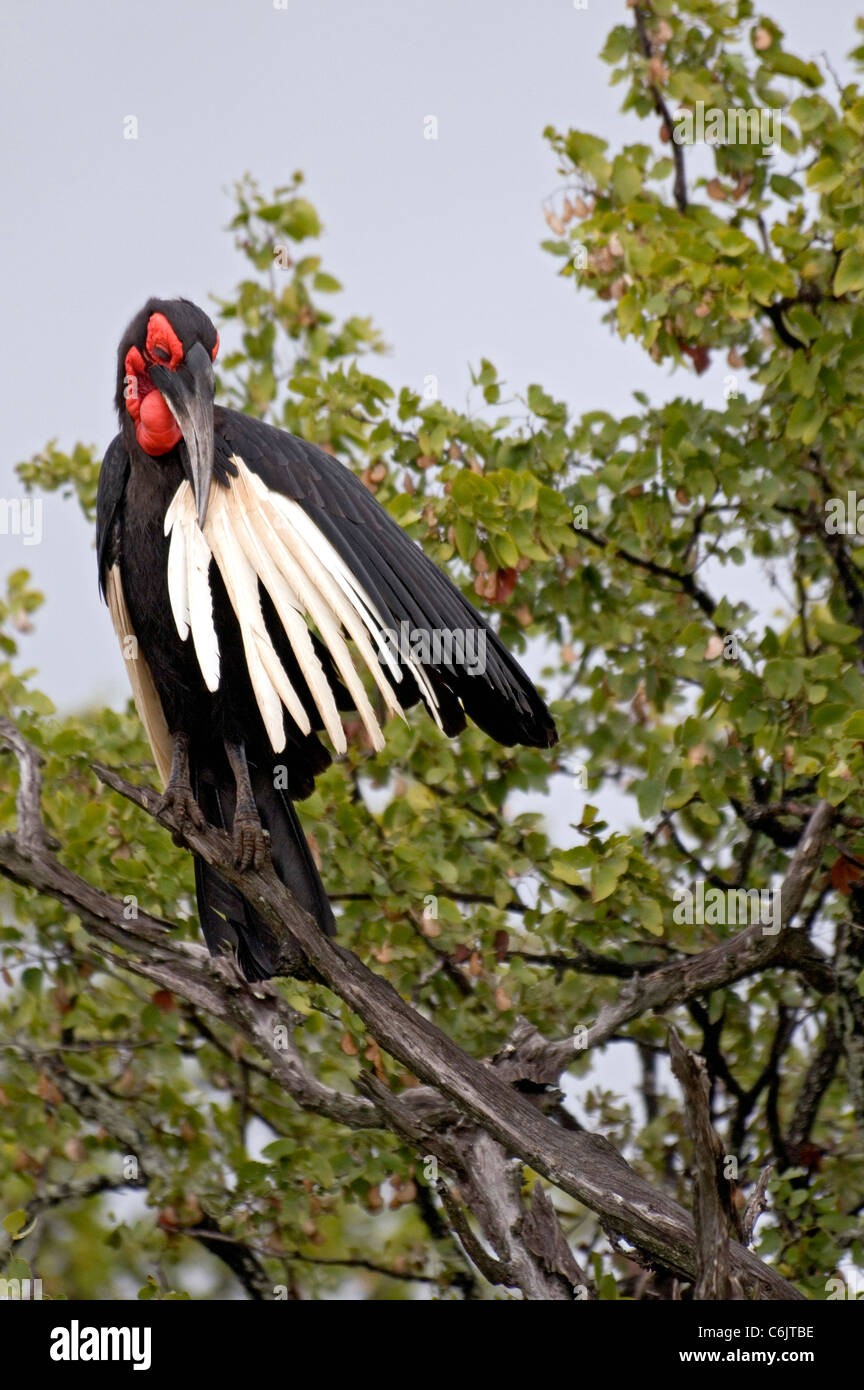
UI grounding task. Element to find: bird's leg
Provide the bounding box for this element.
[225,740,269,872]
[156,732,206,844]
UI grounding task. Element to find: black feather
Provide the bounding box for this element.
[95,436,130,595]
[213,406,557,748]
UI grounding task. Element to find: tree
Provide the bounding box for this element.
[1,0,863,1301]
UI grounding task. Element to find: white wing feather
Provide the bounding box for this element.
[229,478,348,753]
[105,565,173,787]
[243,484,398,750]
[161,449,440,755]
[166,512,189,641]
[185,515,221,693]
[165,484,220,692]
[263,483,443,726]
[205,499,304,751]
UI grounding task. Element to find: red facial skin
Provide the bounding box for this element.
[124,316,219,456]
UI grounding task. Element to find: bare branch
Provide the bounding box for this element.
[835,921,864,1134]
[669,1027,741,1300]
[787,1022,841,1154]
[0,715,58,856]
[742,1166,774,1248]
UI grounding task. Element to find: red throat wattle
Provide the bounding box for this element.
[136,388,183,455]
[124,341,181,457]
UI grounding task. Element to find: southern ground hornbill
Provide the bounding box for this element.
[97,297,557,980]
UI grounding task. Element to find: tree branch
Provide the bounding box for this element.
[578,528,722,628]
[0,721,806,1298]
[633,4,687,213]
[669,1027,741,1300]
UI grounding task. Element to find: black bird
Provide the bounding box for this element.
[97,297,557,980]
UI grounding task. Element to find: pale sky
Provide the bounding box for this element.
[3,0,859,708]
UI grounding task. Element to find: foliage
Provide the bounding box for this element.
[2,2,864,1299]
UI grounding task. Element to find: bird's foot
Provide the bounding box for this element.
[232,806,270,872]
[156,779,206,846]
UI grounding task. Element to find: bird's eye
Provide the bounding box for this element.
[145,313,184,371]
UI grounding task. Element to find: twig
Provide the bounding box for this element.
[633,5,687,212]
[742,1165,774,1247]
[578,528,722,628]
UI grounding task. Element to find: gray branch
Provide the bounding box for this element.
[669,1027,741,1300]
[0,721,807,1299]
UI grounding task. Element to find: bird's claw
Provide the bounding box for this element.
[233,811,269,872]
[156,781,206,844]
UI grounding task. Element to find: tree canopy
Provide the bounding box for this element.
[2,0,863,1301]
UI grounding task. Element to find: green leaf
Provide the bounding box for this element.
[763,659,803,698]
[592,860,625,903]
[834,251,864,297]
[786,395,825,444]
[807,157,842,194]
[770,173,803,200]
[636,778,663,820]
[550,858,584,887]
[843,711,864,738]
[612,156,642,203]
[600,26,630,65]
[22,967,41,995]
[763,52,822,87]
[2,1210,27,1237]
[641,899,663,936]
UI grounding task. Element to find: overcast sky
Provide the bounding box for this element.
[1,0,859,711]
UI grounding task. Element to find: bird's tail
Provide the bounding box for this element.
[191,755,334,982]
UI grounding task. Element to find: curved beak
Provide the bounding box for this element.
[151,342,215,527]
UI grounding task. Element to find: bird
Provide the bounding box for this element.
[97,297,557,980]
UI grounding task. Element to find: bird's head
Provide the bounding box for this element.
[116,297,219,526]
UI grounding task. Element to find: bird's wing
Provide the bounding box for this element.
[96,435,130,595]
[104,564,173,787]
[97,435,173,785]
[163,409,557,754]
[164,460,404,755]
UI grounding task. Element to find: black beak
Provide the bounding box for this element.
[151,342,215,527]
